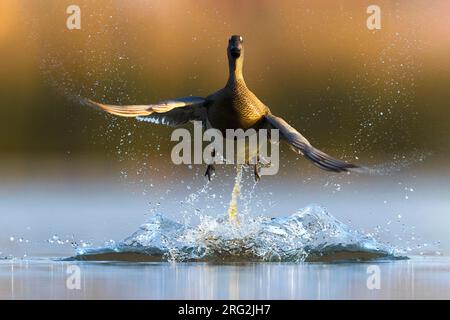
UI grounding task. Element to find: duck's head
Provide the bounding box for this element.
[227,35,244,60]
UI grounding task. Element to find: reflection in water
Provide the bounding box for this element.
[1,258,450,299]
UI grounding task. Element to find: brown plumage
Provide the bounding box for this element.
[81,34,358,180]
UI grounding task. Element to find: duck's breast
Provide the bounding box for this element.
[206,87,267,132]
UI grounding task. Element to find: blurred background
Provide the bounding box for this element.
[0,0,449,258]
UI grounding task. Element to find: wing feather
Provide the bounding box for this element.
[264,113,358,172]
[81,96,206,126]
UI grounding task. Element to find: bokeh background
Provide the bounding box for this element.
[1,0,449,258]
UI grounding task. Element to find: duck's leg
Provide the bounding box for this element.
[204,165,215,181]
[204,148,216,181]
[228,165,243,223]
[254,164,261,182]
[253,155,261,182]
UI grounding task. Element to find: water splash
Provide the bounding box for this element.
[227,165,243,222]
[72,204,404,263]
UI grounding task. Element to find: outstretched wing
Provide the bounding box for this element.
[264,113,358,172]
[81,96,206,127]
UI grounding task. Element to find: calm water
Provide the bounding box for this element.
[1,257,450,299]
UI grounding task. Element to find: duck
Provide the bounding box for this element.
[82,35,358,181]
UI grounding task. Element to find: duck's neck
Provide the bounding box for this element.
[227,58,245,87]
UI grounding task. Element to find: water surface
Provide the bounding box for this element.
[1,169,448,299]
[1,257,449,299]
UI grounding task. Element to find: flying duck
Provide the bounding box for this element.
[82,35,358,181]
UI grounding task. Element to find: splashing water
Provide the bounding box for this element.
[72,203,404,263]
[68,166,406,263]
[227,165,243,223]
